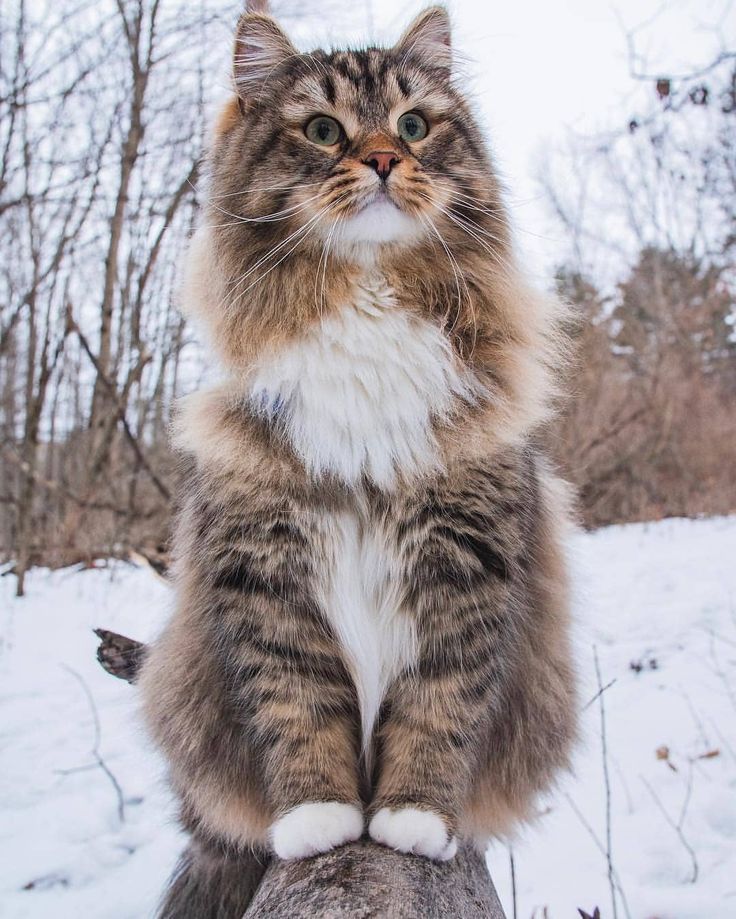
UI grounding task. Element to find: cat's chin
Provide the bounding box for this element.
[331,198,424,253]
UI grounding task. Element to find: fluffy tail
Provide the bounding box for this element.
[158,840,269,919]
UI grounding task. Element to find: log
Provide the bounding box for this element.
[244,839,505,919]
[94,629,506,918]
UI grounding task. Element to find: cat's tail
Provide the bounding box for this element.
[157,839,270,919]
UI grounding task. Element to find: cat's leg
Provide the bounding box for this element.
[369,456,560,860]
[209,495,365,860]
[141,484,364,863]
[367,633,494,861]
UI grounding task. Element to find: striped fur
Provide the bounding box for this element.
[140,6,578,915]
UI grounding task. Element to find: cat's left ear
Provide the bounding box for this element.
[233,13,297,105]
[395,6,452,75]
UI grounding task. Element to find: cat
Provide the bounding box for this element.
[138,6,578,916]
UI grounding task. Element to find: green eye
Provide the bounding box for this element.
[305,116,342,146]
[397,111,428,142]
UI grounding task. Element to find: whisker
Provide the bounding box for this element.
[226,199,341,295]
[316,214,341,321]
[208,191,325,225]
[423,194,515,276]
[419,211,472,342]
[446,192,506,220]
[443,202,505,244]
[228,197,346,307]
[200,180,325,201]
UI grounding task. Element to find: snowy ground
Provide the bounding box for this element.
[1,516,735,918]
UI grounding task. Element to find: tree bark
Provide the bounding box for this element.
[94,630,506,919]
[244,839,505,919]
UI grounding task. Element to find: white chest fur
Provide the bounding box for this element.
[247,274,478,487]
[320,509,416,754]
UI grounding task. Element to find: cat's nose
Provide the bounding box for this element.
[364,151,401,180]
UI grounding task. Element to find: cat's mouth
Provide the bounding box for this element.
[332,192,422,247]
[364,184,394,204]
[353,185,400,214]
[324,185,424,245]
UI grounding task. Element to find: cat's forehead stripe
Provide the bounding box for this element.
[279,51,455,128]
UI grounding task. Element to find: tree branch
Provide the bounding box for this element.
[94,628,146,683]
[68,310,171,501]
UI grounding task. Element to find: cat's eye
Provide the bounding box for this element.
[305,116,343,146]
[397,111,428,143]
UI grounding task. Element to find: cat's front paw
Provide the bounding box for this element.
[270,801,364,860]
[369,806,458,861]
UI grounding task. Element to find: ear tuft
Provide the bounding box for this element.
[395,6,452,73]
[233,13,297,102]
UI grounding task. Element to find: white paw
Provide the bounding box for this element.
[270,801,363,860]
[369,806,458,861]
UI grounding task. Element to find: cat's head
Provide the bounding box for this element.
[205,6,508,260]
[183,6,566,455]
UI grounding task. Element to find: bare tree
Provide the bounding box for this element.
[1,0,355,586]
[543,26,736,527]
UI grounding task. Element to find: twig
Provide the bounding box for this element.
[679,689,711,750]
[640,776,698,883]
[508,846,518,919]
[677,760,695,831]
[67,310,170,502]
[708,719,736,765]
[593,646,618,919]
[61,664,126,822]
[562,793,632,919]
[582,677,618,711]
[707,629,736,717]
[577,407,648,462]
[0,443,160,518]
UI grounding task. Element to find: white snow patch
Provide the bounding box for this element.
[487,515,736,919]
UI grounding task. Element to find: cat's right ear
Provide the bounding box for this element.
[233,13,297,106]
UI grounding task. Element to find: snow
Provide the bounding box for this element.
[488,516,736,919]
[2,516,736,918]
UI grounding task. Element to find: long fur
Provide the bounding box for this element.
[141,6,578,914]
[246,273,482,486]
[157,841,268,919]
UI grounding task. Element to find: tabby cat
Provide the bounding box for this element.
[139,6,578,916]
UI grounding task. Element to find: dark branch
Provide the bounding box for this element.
[94,628,146,683]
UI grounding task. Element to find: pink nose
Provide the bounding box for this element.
[364,150,401,180]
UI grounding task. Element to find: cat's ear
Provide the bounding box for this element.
[233,13,297,104]
[395,6,452,74]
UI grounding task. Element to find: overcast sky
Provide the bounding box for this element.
[287,0,733,276]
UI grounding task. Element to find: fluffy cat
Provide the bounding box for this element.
[139,6,578,916]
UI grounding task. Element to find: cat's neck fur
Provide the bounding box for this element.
[245,267,480,488]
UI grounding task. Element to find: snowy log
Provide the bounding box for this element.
[94,629,506,918]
